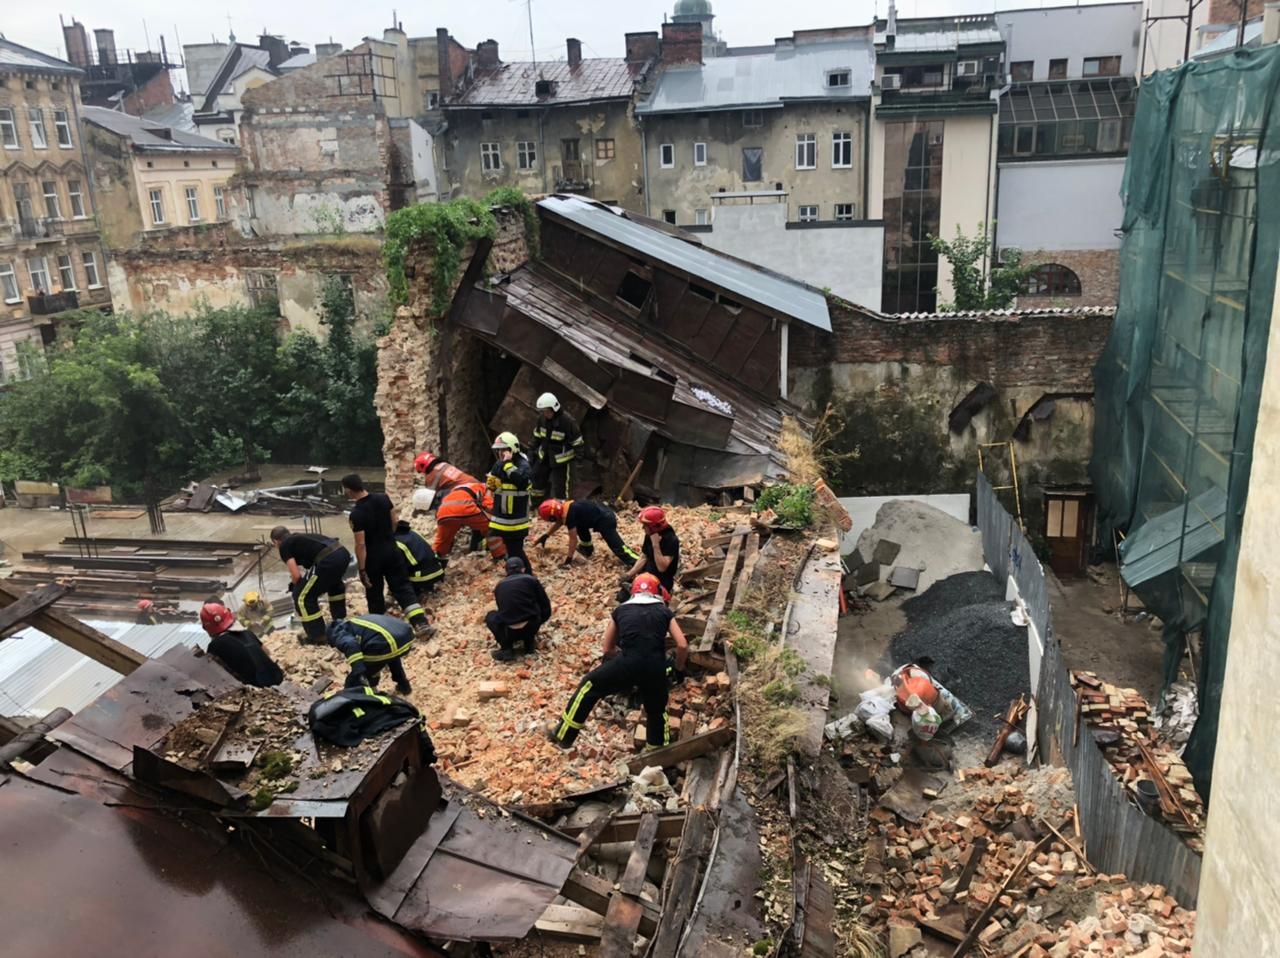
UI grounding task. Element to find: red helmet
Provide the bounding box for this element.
[538,499,565,523]
[414,451,439,475]
[136,599,154,612]
[631,573,663,597]
[639,506,668,532]
[200,601,236,636]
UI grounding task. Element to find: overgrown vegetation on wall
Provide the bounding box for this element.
[931,224,1039,311]
[383,187,539,314]
[0,279,382,500]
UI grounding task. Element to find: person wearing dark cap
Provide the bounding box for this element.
[486,556,552,662]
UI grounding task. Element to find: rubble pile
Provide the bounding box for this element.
[263,505,734,805]
[1072,671,1206,848]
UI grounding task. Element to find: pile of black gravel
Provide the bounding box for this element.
[888,571,1030,736]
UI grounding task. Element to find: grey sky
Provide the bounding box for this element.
[6,0,1127,92]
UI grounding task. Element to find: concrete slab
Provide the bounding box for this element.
[888,566,922,591]
[863,581,898,602]
[872,538,902,566]
[783,548,842,758]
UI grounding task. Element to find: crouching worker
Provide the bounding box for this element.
[199,600,284,687]
[536,498,639,568]
[326,614,415,696]
[271,526,350,643]
[395,520,445,599]
[487,556,552,662]
[550,574,687,750]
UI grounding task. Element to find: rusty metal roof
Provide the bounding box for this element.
[452,57,635,107]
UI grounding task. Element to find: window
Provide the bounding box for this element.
[13,183,34,222]
[881,119,945,313]
[67,180,85,218]
[535,79,556,97]
[214,186,227,220]
[1049,58,1068,79]
[511,141,534,171]
[832,131,853,168]
[693,142,707,166]
[1083,56,1121,77]
[798,204,819,222]
[1010,61,1034,82]
[742,109,764,128]
[1098,118,1123,152]
[595,138,616,161]
[28,257,50,293]
[480,142,502,172]
[795,133,816,170]
[184,186,201,222]
[246,271,280,312]
[827,69,852,88]
[0,263,19,303]
[41,181,61,219]
[1023,263,1082,296]
[616,267,653,310]
[219,130,236,145]
[660,143,675,168]
[834,203,855,221]
[56,254,76,290]
[81,251,101,288]
[694,208,710,225]
[561,138,581,163]
[54,110,72,147]
[660,210,676,224]
[28,109,47,148]
[149,188,165,225]
[427,92,440,109]
[0,108,17,148]
[998,78,1136,159]
[742,147,763,182]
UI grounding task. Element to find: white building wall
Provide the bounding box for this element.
[1000,3,1143,79]
[996,158,1126,252]
[697,203,884,310]
[937,114,998,303]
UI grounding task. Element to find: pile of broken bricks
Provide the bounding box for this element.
[1072,671,1205,849]
[865,765,1196,957]
[845,537,923,602]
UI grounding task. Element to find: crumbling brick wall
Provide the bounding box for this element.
[1018,249,1121,310]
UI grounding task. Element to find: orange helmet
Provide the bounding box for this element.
[414,451,439,475]
[200,601,236,637]
[538,499,566,523]
[136,599,153,611]
[631,573,663,598]
[639,506,668,532]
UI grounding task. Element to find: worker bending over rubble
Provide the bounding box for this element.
[550,574,688,750]
[271,525,351,643]
[199,600,284,687]
[618,506,680,601]
[536,498,639,568]
[423,460,505,562]
[326,613,416,696]
[487,556,553,662]
[487,432,534,572]
[343,474,433,637]
[413,450,478,504]
[394,520,444,599]
[530,392,584,503]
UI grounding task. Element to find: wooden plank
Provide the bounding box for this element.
[950,832,1053,958]
[0,583,68,638]
[560,811,686,847]
[730,533,761,609]
[535,904,605,943]
[562,869,659,938]
[626,725,734,775]
[600,813,661,958]
[950,837,989,900]
[0,582,146,675]
[696,528,747,653]
[572,796,628,858]
[648,806,714,958]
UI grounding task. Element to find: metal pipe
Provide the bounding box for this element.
[640,118,651,217]
[0,707,72,768]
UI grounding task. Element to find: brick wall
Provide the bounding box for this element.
[1020,249,1121,309]
[1209,0,1263,23]
[122,69,176,117]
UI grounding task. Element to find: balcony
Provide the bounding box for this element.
[17,218,65,242]
[28,290,79,315]
[553,162,589,192]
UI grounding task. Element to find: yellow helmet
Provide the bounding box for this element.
[492,431,520,452]
[244,591,261,606]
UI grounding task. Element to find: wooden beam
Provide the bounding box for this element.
[648,806,715,958]
[949,837,989,901]
[0,583,68,638]
[950,832,1053,958]
[562,869,659,938]
[600,813,661,958]
[535,904,605,943]
[696,528,748,653]
[560,811,687,847]
[0,582,146,675]
[0,707,72,768]
[626,725,734,775]
[731,533,761,609]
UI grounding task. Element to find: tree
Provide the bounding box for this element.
[930,224,1038,311]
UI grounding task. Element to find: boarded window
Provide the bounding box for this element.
[742,147,763,182]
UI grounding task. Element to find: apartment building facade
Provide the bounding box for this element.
[0,40,110,383]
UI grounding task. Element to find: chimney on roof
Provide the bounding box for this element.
[63,20,91,68]
[153,128,174,141]
[477,39,500,70]
[625,31,660,65]
[94,29,118,66]
[567,37,582,69]
[258,33,292,69]
[886,0,898,49]
[316,41,342,58]
[661,21,703,66]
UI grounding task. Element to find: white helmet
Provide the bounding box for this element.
[536,392,560,413]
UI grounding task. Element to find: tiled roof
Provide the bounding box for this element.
[0,37,82,76]
[452,57,635,107]
[82,105,239,152]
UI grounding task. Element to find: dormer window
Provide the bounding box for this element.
[535,79,557,97]
[826,69,852,88]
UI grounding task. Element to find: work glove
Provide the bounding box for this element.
[486,474,501,490]
[665,655,687,686]
[359,568,372,589]
[561,555,575,568]
[536,533,550,549]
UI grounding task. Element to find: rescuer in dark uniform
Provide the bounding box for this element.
[394,520,445,600]
[550,574,688,750]
[487,556,553,662]
[326,613,416,696]
[530,392,584,503]
[486,433,533,573]
[619,506,681,601]
[271,525,351,643]
[536,498,639,568]
[342,474,432,636]
[199,600,285,687]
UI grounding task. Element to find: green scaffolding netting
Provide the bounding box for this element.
[1091,45,1280,801]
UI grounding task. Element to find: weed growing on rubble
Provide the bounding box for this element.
[754,482,816,528]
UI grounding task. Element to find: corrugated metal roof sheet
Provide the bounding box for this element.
[0,38,82,76]
[539,195,832,331]
[453,58,635,106]
[1119,487,1228,588]
[637,38,874,114]
[875,17,1004,53]
[82,105,239,152]
[0,620,205,717]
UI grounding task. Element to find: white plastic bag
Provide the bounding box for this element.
[912,705,942,741]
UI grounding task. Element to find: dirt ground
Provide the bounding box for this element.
[1048,565,1167,703]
